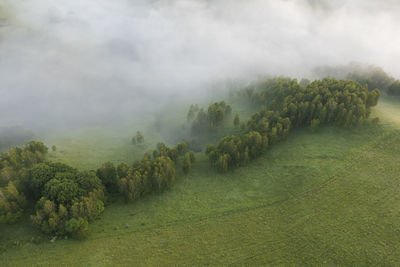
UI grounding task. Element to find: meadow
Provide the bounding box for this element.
[1,98,400,265]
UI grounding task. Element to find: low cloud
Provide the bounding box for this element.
[0,0,399,129]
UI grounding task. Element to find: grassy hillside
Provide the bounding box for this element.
[1,99,400,265]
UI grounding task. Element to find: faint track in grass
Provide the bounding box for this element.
[83,127,400,242]
[2,128,400,266]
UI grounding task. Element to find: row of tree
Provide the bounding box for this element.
[118,142,195,202]
[206,131,268,172]
[313,63,400,96]
[207,78,380,172]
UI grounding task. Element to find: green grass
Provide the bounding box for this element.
[43,124,153,170]
[1,99,400,265]
[42,97,254,170]
[373,95,400,126]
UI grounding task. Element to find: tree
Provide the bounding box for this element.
[0,181,26,224]
[70,189,104,222]
[51,145,57,152]
[168,147,179,163]
[216,154,229,172]
[117,162,131,179]
[234,113,240,126]
[65,217,89,240]
[24,141,48,154]
[243,131,268,158]
[152,156,176,192]
[388,80,400,96]
[132,131,145,145]
[191,108,208,132]
[119,141,190,201]
[48,162,76,173]
[96,162,118,193]
[176,142,188,156]
[136,131,144,144]
[43,176,82,205]
[31,197,68,235]
[74,171,103,194]
[29,163,56,198]
[119,176,135,202]
[191,102,233,133]
[367,88,381,107]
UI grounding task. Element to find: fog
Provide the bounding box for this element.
[1,0,399,130]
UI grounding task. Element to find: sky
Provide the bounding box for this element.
[0,0,399,129]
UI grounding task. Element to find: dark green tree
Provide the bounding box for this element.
[29,163,56,198]
[388,80,400,95]
[43,176,82,205]
[117,162,131,179]
[65,217,89,240]
[132,131,145,145]
[0,181,26,224]
[152,156,176,192]
[96,162,118,193]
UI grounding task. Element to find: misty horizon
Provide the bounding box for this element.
[1,0,399,130]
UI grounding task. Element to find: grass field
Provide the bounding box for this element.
[1,98,400,265]
[42,97,257,170]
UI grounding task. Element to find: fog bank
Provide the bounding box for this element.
[1,0,399,129]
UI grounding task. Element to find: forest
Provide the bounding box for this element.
[0,136,194,239]
[206,78,380,172]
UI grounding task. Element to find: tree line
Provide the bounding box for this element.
[314,63,400,96]
[0,139,194,239]
[206,78,380,172]
[100,141,195,202]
